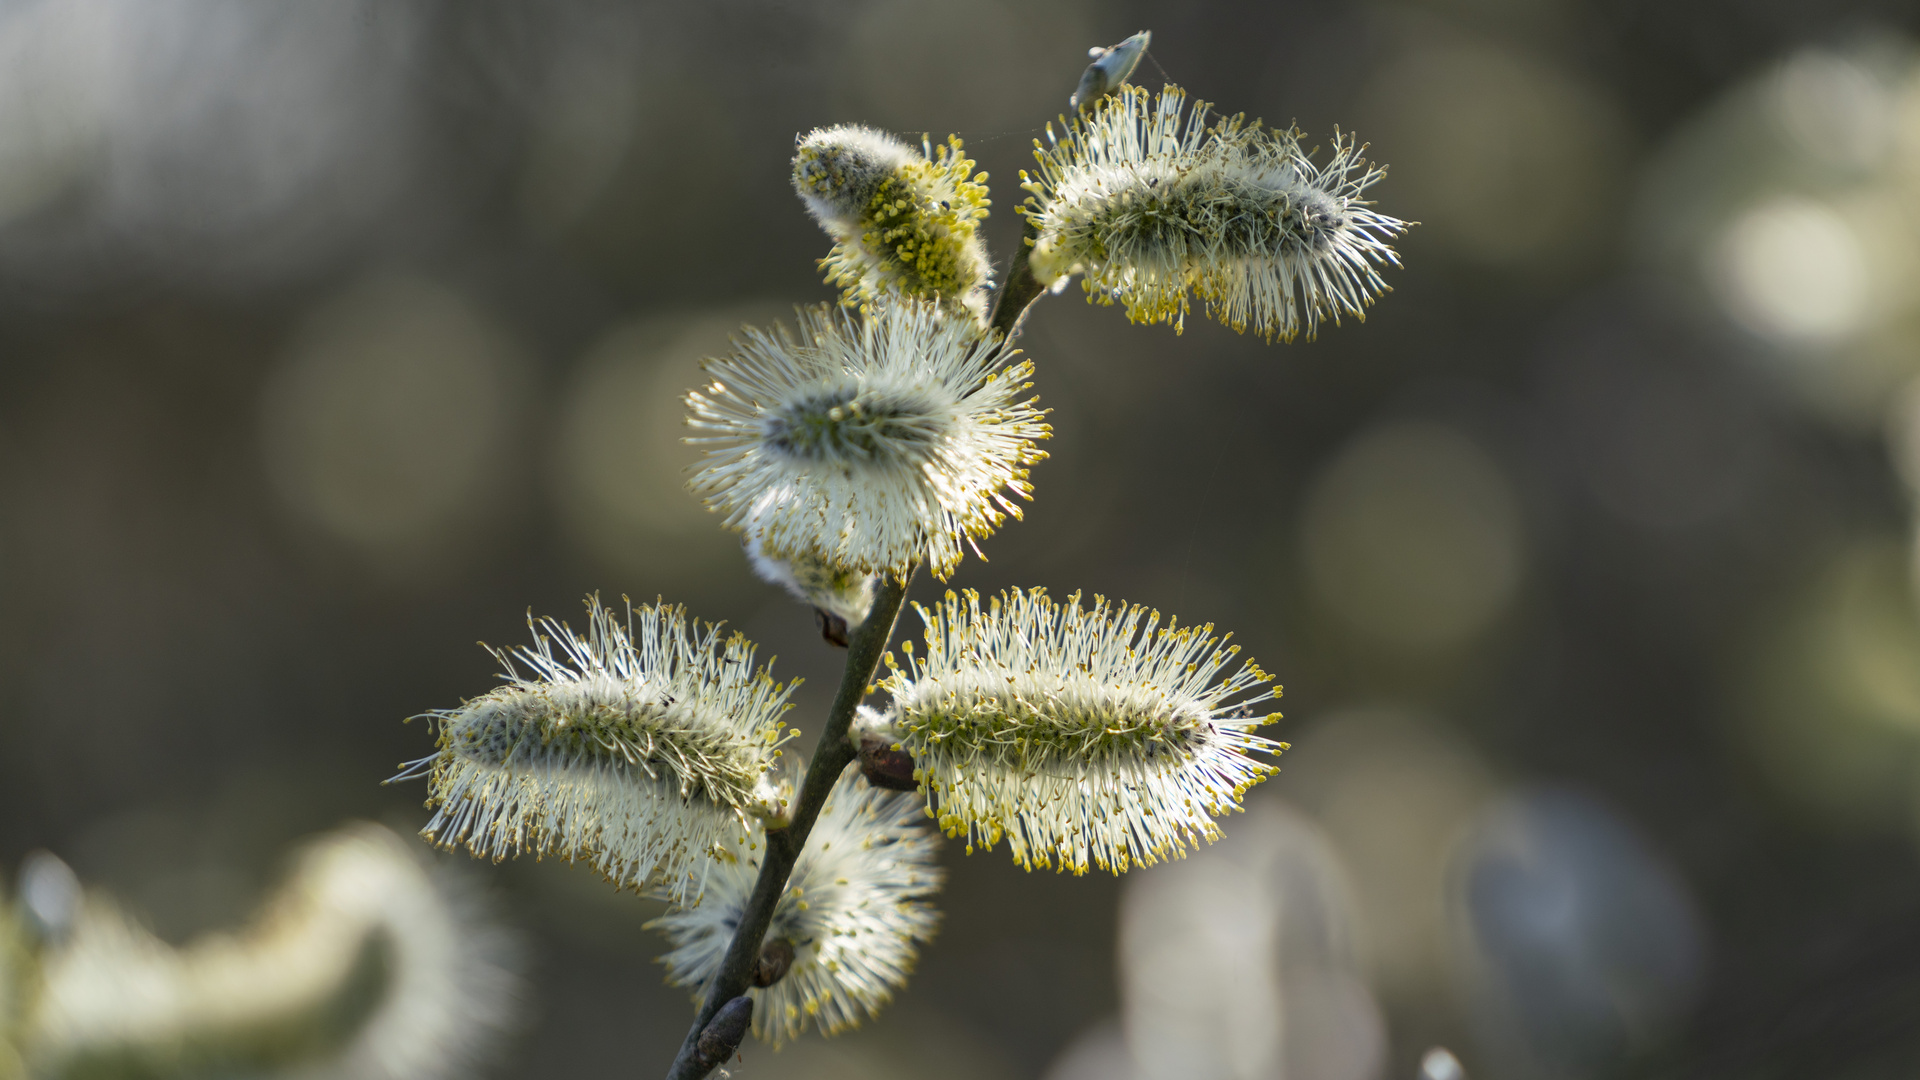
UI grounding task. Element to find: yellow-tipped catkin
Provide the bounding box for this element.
[397,596,798,903]
[685,300,1050,580]
[793,125,993,320]
[880,588,1285,875]
[1021,84,1410,342]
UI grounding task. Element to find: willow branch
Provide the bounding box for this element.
[660,41,1139,1079]
[988,218,1047,345]
[662,568,917,1080]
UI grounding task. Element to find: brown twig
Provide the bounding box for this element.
[662,569,916,1080]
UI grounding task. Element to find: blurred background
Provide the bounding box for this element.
[3,0,1920,1077]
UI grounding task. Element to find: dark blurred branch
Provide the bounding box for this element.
[662,569,915,1080]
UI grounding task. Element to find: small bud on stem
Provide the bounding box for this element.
[692,996,753,1072]
[857,733,919,792]
[815,608,851,648]
[1070,31,1150,111]
[751,939,795,988]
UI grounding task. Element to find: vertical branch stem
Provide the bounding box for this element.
[988,219,1047,345]
[662,63,1086,1079]
[663,568,917,1080]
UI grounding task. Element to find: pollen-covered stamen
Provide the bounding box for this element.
[1019,83,1409,342]
[400,597,798,904]
[882,587,1285,875]
[793,126,918,230]
[794,125,993,319]
[836,155,990,306]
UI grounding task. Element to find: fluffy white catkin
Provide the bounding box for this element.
[685,300,1050,580]
[880,588,1286,874]
[399,596,797,904]
[1021,84,1409,342]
